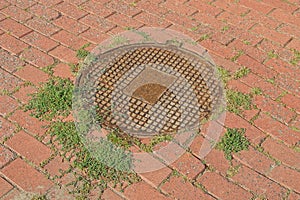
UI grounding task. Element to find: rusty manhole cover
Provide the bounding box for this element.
[91,43,219,137]
[73,28,226,173]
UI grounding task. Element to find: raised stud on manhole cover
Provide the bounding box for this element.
[73,28,226,173]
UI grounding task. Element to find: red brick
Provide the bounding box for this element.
[0,68,22,93]
[235,146,275,174]
[136,0,169,17]
[81,0,114,18]
[1,189,23,200]
[211,30,235,46]
[287,38,300,51]
[44,156,70,177]
[37,0,62,7]
[1,5,32,22]
[258,39,294,61]
[277,73,300,96]
[15,65,48,85]
[9,110,48,136]
[289,192,300,200]
[124,181,169,200]
[54,2,88,20]
[205,148,231,175]
[80,14,116,32]
[0,18,32,38]
[255,113,300,145]
[13,84,36,104]
[278,24,300,39]
[26,17,60,36]
[269,8,300,27]
[6,131,51,165]
[6,0,36,9]
[46,185,75,200]
[134,12,171,28]
[217,12,253,31]
[64,0,90,5]
[29,3,61,21]
[161,0,197,16]
[0,95,18,116]
[20,47,54,68]
[161,176,214,199]
[210,53,241,72]
[226,25,263,46]
[227,79,252,94]
[262,137,300,169]
[106,0,141,17]
[102,188,123,200]
[0,145,15,168]
[51,30,88,50]
[49,45,78,64]
[237,55,277,79]
[254,95,296,124]
[170,152,205,179]
[269,165,300,193]
[200,39,235,59]
[0,117,15,142]
[0,33,29,55]
[232,165,288,199]
[281,94,300,114]
[107,13,143,29]
[0,0,10,10]
[139,166,172,187]
[164,12,198,28]
[0,177,13,197]
[240,73,282,99]
[198,171,252,200]
[262,0,296,12]
[187,0,223,17]
[1,158,53,193]
[240,0,273,14]
[265,58,299,80]
[21,31,58,52]
[246,10,280,30]
[251,24,291,46]
[0,48,25,73]
[80,28,109,44]
[53,63,74,80]
[54,16,88,35]
[213,0,249,15]
[229,39,267,63]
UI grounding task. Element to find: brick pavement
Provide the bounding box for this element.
[0,0,299,199]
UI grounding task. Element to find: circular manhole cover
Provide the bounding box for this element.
[73,28,226,173]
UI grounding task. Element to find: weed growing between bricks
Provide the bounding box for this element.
[24,51,141,198]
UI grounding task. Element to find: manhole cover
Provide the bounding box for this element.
[91,43,219,137]
[73,28,226,173]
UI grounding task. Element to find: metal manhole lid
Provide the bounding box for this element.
[72,28,226,173]
[83,43,221,137]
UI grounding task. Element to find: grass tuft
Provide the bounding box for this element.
[233,66,250,79]
[25,77,73,120]
[216,128,250,160]
[226,89,252,114]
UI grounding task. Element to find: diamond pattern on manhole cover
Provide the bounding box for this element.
[82,43,221,137]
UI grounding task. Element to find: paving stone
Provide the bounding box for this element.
[0,117,15,142]
[161,175,215,199]
[0,176,13,197]
[5,131,52,165]
[124,181,170,200]
[29,3,61,21]
[0,95,19,116]
[139,166,172,187]
[49,45,78,64]
[20,47,54,68]
[1,5,32,22]
[54,1,88,20]
[15,65,48,85]
[1,158,53,193]
[26,17,60,36]
[0,48,25,72]
[198,171,253,200]
[0,68,22,93]
[0,33,29,55]
[0,18,32,37]
[54,15,88,35]
[0,145,15,168]
[21,31,59,52]
[51,30,88,50]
